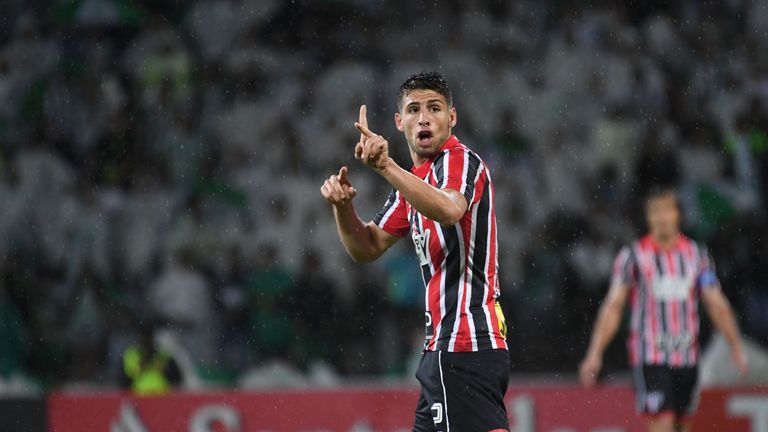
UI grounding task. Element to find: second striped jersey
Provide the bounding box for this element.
[612,234,720,367]
[373,135,508,352]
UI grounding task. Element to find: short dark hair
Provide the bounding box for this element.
[398,71,453,109]
[644,186,679,210]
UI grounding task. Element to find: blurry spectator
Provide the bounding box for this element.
[120,321,182,395]
[589,104,640,192]
[63,265,109,383]
[116,171,177,281]
[634,123,680,199]
[148,247,215,366]
[215,246,250,375]
[731,96,768,211]
[537,126,591,214]
[246,244,295,362]
[294,249,339,367]
[0,284,26,379]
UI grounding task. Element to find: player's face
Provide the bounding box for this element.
[395,89,457,163]
[646,194,680,240]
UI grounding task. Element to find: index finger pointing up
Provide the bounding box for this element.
[359,105,368,129]
[357,105,369,143]
[338,166,349,182]
[355,121,375,138]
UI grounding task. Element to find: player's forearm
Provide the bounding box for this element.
[587,303,622,359]
[709,299,744,351]
[332,202,380,263]
[379,160,465,225]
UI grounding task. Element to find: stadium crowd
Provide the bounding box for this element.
[0,0,767,391]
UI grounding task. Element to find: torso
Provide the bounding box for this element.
[616,234,712,367]
[375,136,508,352]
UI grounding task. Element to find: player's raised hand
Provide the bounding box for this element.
[354,105,390,171]
[321,166,357,206]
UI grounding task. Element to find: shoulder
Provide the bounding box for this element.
[633,235,656,254]
[385,187,403,201]
[616,244,635,261]
[622,237,643,252]
[617,240,644,263]
[680,234,708,256]
[432,144,485,170]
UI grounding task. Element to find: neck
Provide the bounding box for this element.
[411,151,429,167]
[651,231,679,249]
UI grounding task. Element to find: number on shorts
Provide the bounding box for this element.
[431,402,443,424]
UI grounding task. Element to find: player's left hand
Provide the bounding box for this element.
[354,105,390,172]
[732,346,749,379]
[578,354,602,388]
[321,166,357,207]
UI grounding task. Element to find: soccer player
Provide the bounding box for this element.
[579,188,749,432]
[320,72,509,432]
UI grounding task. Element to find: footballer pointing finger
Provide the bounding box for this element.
[320,72,510,432]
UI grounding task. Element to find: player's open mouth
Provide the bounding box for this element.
[417,130,433,147]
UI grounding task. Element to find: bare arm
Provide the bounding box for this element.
[579,283,629,387]
[701,286,748,377]
[354,108,467,226]
[331,199,399,263]
[320,166,399,263]
[379,162,466,226]
[701,287,742,349]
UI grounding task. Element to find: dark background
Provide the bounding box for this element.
[0,0,766,391]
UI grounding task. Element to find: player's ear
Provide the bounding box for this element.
[449,106,457,128]
[394,112,404,132]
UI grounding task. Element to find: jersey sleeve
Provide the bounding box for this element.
[610,246,637,288]
[432,147,483,206]
[372,188,410,238]
[697,246,720,291]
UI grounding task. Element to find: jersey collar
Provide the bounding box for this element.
[643,233,685,251]
[410,135,460,178]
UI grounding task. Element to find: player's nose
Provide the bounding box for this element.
[418,111,430,125]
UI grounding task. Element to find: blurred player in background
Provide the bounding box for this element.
[321,72,509,431]
[579,188,749,432]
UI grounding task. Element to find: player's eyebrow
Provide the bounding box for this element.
[407,99,444,106]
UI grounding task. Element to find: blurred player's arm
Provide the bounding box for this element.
[579,282,629,387]
[321,166,399,263]
[354,108,466,226]
[701,287,749,377]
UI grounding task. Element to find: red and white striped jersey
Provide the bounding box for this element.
[373,135,508,352]
[612,234,720,367]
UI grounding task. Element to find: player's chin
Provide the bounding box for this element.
[414,146,441,159]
